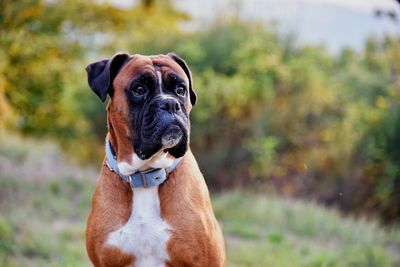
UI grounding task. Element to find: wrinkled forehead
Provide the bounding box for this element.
[114,54,188,88]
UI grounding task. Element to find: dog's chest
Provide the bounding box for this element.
[107,186,171,267]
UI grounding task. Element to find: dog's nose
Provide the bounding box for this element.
[159,98,181,113]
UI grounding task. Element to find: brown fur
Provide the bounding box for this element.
[86,54,226,266]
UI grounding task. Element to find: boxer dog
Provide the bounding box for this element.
[85,52,226,267]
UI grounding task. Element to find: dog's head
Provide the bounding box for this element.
[86,52,196,173]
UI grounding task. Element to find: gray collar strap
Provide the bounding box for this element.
[105,140,182,188]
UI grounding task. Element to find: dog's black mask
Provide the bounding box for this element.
[127,70,190,160]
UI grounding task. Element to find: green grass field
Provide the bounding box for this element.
[1,136,399,267]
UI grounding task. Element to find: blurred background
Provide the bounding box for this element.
[1,0,400,266]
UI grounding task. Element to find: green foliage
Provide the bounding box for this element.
[184,22,400,221]
[0,1,399,221]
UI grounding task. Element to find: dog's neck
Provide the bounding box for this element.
[105,131,174,265]
[107,131,176,175]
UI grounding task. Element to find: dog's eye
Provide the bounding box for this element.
[176,85,186,96]
[132,86,147,96]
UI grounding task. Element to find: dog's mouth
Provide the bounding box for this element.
[134,120,188,160]
[161,125,183,149]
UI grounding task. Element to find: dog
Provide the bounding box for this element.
[85,52,226,267]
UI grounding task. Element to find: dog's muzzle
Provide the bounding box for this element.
[134,97,189,160]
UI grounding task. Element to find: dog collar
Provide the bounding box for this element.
[105,140,182,188]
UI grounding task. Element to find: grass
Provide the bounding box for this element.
[214,192,400,267]
[0,135,399,267]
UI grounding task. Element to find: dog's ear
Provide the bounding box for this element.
[167,52,197,106]
[85,52,130,102]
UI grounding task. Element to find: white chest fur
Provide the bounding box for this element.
[107,186,171,267]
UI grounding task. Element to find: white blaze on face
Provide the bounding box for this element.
[156,70,163,93]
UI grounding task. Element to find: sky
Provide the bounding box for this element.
[114,0,400,53]
[307,0,395,12]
